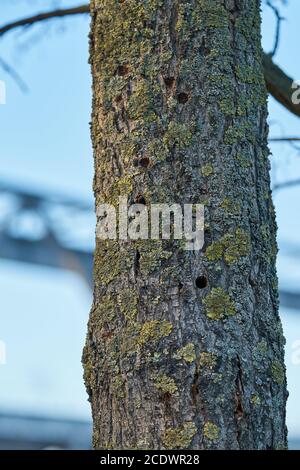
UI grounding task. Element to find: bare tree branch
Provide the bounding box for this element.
[273,179,300,191]
[266,0,285,57]
[0,56,28,92]
[263,54,300,119]
[0,3,300,121]
[269,137,300,142]
[0,4,89,36]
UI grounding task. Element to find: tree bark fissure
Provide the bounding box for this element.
[83,0,287,450]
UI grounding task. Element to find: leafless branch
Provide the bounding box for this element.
[266,0,285,57]
[263,54,300,119]
[0,56,28,92]
[273,179,300,191]
[0,2,299,121]
[269,137,300,142]
[0,4,90,36]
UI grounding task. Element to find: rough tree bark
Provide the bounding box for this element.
[83,0,288,450]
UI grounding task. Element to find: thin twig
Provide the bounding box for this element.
[266,0,285,57]
[269,137,300,142]
[0,4,90,91]
[0,56,28,92]
[0,1,299,123]
[273,179,300,192]
[0,4,90,36]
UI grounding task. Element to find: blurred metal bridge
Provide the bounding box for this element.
[0,180,299,308]
[0,181,94,287]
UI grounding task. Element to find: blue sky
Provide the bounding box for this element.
[0,0,93,421]
[0,0,300,438]
[0,0,92,199]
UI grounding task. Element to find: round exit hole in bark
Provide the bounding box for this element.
[117,64,129,76]
[164,77,175,88]
[135,195,146,205]
[195,276,208,289]
[178,92,189,104]
[139,157,150,168]
[133,157,150,168]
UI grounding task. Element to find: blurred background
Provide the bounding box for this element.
[0,0,299,450]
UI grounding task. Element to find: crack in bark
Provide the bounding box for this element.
[234,355,246,447]
[134,250,140,279]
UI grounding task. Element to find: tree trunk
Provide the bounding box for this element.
[83,0,288,450]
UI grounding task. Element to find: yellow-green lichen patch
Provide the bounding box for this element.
[90,295,116,330]
[203,2,230,30]
[216,394,225,405]
[235,64,262,85]
[274,442,288,450]
[138,241,173,276]
[224,121,255,145]
[118,137,138,166]
[118,288,138,321]
[220,197,241,214]
[250,395,261,406]
[211,373,223,384]
[203,288,236,320]
[203,422,220,441]
[256,340,268,355]
[127,79,157,122]
[206,240,223,262]
[151,372,178,394]
[175,343,196,363]
[138,320,173,346]
[82,344,96,390]
[107,174,134,205]
[111,375,125,399]
[162,122,193,149]
[95,0,160,76]
[146,137,169,163]
[199,352,217,370]
[94,240,134,286]
[201,164,214,177]
[206,228,250,264]
[92,428,101,449]
[119,322,141,357]
[236,152,252,168]
[135,398,142,410]
[223,229,250,263]
[271,360,285,385]
[162,422,197,449]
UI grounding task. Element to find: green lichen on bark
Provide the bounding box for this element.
[251,395,261,406]
[206,228,250,264]
[175,343,196,363]
[203,422,220,441]
[162,122,193,149]
[138,241,173,276]
[118,288,138,320]
[86,0,288,450]
[82,344,97,392]
[162,422,197,449]
[220,197,241,214]
[203,288,236,320]
[271,361,285,385]
[111,375,125,399]
[256,340,268,355]
[201,164,214,177]
[94,240,134,286]
[138,320,173,346]
[151,372,178,394]
[199,351,217,369]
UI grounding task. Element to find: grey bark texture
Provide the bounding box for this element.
[83,0,288,450]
